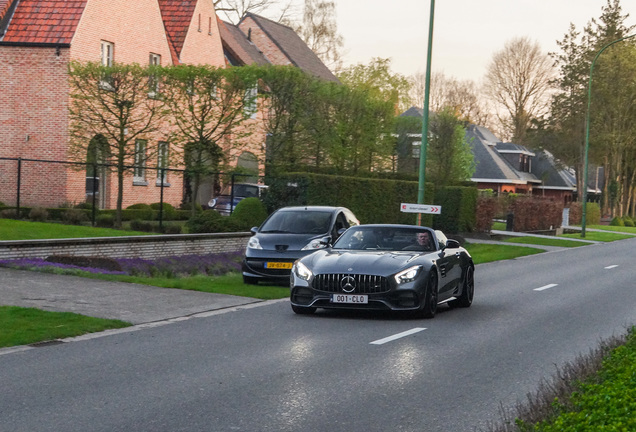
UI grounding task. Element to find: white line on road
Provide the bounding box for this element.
[534,284,558,292]
[605,265,619,269]
[370,327,427,345]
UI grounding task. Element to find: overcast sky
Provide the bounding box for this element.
[330,0,636,82]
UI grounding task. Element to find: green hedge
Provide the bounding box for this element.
[264,172,476,232]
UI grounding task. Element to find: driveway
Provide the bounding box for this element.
[0,267,261,325]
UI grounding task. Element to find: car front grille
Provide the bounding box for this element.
[312,274,391,294]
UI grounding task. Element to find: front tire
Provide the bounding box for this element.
[450,266,474,308]
[420,271,438,318]
[291,304,316,315]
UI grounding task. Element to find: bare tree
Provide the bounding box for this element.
[483,37,555,144]
[291,0,344,72]
[214,0,293,24]
[409,71,491,126]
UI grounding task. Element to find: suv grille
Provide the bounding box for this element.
[312,274,390,294]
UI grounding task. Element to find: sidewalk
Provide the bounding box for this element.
[0,267,261,325]
[463,228,600,252]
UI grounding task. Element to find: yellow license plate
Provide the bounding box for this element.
[265,262,293,269]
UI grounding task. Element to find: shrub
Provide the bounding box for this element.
[610,217,625,226]
[1,209,18,219]
[511,197,563,231]
[568,202,601,225]
[0,201,5,207]
[161,223,183,234]
[130,219,154,232]
[28,207,49,222]
[186,211,227,233]
[622,216,634,227]
[126,203,154,220]
[61,208,89,225]
[74,202,94,210]
[150,202,177,220]
[230,197,268,230]
[475,196,497,232]
[95,213,115,228]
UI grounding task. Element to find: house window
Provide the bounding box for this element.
[101,41,114,66]
[198,14,201,32]
[148,53,161,97]
[134,139,147,184]
[244,84,258,118]
[100,41,115,90]
[209,17,212,35]
[156,141,169,185]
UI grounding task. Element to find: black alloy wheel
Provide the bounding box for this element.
[421,271,438,318]
[450,266,474,308]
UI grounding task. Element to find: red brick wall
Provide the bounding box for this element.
[0,46,71,207]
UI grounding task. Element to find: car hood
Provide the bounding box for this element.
[303,249,431,276]
[255,232,329,251]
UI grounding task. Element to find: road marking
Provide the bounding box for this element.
[534,284,558,292]
[370,327,427,345]
[605,265,619,269]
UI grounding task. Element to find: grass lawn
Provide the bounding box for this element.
[500,236,591,247]
[0,219,149,240]
[572,224,636,234]
[464,243,544,264]
[0,306,130,348]
[559,231,634,242]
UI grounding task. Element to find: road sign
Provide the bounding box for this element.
[400,203,442,214]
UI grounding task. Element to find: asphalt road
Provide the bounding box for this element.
[1,238,636,431]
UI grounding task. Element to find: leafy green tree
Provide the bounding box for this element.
[427,108,475,186]
[68,61,167,227]
[161,65,259,214]
[338,58,412,113]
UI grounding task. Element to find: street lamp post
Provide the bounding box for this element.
[417,0,435,225]
[582,33,636,237]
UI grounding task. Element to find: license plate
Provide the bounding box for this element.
[265,262,293,269]
[331,294,368,304]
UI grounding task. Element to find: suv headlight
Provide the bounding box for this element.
[247,236,262,250]
[208,198,217,208]
[395,265,422,284]
[293,261,313,281]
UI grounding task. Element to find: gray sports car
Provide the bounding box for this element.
[290,224,474,318]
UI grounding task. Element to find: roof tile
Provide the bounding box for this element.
[157,0,197,64]
[2,0,87,44]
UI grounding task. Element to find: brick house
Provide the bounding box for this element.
[0,2,336,210]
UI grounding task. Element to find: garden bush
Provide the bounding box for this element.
[475,196,497,232]
[95,213,115,228]
[511,197,562,232]
[186,210,226,233]
[1,209,18,219]
[61,208,89,225]
[150,202,177,220]
[161,223,183,234]
[622,216,634,227]
[28,207,49,222]
[126,203,154,220]
[130,219,154,232]
[230,197,268,230]
[568,202,601,225]
[610,216,624,226]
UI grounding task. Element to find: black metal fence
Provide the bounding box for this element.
[0,156,262,228]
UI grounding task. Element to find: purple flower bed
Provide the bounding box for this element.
[0,251,243,278]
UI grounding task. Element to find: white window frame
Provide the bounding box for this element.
[244,84,258,118]
[148,53,161,98]
[134,139,147,184]
[156,141,169,186]
[100,41,115,91]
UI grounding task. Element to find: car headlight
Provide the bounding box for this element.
[208,198,217,208]
[394,265,422,284]
[301,238,328,251]
[247,236,262,250]
[293,261,313,281]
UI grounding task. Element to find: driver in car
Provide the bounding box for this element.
[403,231,432,251]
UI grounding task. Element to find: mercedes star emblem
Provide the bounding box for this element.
[340,275,356,293]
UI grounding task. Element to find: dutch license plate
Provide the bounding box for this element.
[265,262,293,269]
[331,294,368,304]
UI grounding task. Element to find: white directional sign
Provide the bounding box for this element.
[400,203,442,214]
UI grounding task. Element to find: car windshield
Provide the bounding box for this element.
[260,210,332,234]
[332,226,436,251]
[221,184,260,198]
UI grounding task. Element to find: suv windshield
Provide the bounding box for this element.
[260,211,332,234]
[221,184,261,198]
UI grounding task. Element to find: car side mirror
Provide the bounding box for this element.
[336,228,346,237]
[250,226,258,235]
[320,236,332,246]
[446,239,460,249]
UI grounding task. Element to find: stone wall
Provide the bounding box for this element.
[0,232,251,260]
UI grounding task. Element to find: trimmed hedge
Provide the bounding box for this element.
[511,197,563,232]
[230,197,268,230]
[433,186,477,233]
[568,202,601,226]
